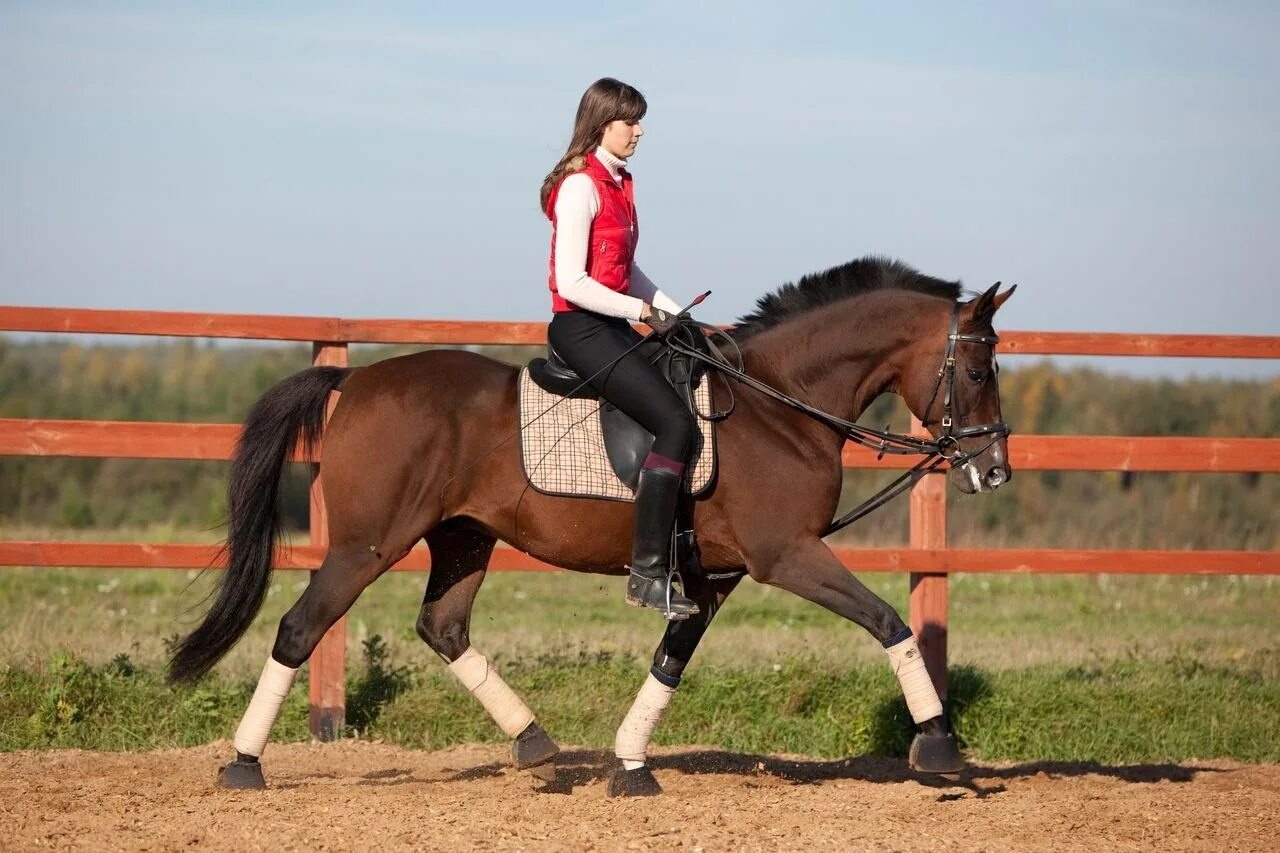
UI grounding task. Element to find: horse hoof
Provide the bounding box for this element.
[218,758,266,790]
[908,732,965,774]
[513,722,560,772]
[607,765,663,797]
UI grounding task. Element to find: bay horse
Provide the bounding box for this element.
[169,256,1015,795]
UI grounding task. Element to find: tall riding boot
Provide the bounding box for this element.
[625,466,700,619]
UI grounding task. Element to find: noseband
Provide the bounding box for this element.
[664,300,1011,536]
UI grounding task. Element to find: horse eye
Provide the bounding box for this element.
[967,368,987,382]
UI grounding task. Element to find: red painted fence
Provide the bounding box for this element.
[2,305,1277,738]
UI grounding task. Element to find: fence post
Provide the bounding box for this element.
[908,415,948,700]
[309,341,348,740]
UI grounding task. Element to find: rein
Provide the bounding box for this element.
[665,301,1009,536]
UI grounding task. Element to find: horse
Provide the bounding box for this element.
[168,256,1015,795]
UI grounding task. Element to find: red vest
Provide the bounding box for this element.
[546,153,638,313]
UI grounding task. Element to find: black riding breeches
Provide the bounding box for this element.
[547,310,695,463]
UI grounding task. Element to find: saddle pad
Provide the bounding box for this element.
[517,367,716,502]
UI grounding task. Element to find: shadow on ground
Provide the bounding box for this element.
[433,746,1221,800]
[295,663,1225,798]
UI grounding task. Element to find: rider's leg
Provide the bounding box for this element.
[548,312,699,617]
[623,457,692,615]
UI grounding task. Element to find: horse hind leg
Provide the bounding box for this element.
[218,544,392,789]
[415,521,560,782]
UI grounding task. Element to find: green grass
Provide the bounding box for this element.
[3,644,1277,763]
[0,651,311,751]
[2,556,1276,681]
[1,524,1276,762]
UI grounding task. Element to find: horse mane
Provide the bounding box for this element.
[730,256,963,341]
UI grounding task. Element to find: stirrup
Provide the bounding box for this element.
[625,568,700,620]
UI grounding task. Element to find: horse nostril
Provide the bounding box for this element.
[985,468,1007,488]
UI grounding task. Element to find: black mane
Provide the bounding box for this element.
[731,256,963,340]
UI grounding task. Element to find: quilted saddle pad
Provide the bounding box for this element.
[517,367,716,502]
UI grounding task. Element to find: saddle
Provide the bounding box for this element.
[519,330,733,582]
[527,335,711,490]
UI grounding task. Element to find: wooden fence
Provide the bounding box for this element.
[2,305,1278,739]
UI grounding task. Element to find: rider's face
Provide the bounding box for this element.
[600,119,643,160]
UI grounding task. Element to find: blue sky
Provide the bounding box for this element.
[2,2,1277,377]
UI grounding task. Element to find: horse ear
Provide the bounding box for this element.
[963,282,1002,328]
[993,283,1017,311]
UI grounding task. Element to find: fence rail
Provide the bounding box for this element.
[5,305,1279,356]
[2,304,1276,739]
[0,541,1273,575]
[3,418,1278,472]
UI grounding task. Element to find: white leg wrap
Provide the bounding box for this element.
[447,647,535,738]
[615,673,676,764]
[885,634,944,724]
[233,657,298,758]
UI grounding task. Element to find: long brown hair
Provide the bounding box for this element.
[539,78,647,214]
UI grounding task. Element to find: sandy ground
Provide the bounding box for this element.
[1,741,1277,852]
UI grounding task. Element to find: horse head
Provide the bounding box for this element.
[899,283,1016,494]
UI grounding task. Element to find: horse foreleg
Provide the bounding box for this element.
[748,538,963,773]
[609,573,742,797]
[415,522,559,780]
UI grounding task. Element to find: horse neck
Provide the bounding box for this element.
[738,292,943,425]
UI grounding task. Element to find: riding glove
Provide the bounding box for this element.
[644,306,681,337]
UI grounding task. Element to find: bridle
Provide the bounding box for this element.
[664,300,1010,536]
[919,301,1008,461]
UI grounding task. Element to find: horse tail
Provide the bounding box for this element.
[168,365,351,684]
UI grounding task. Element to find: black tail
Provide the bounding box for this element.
[168,366,350,683]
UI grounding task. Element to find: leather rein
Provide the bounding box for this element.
[663,301,1010,536]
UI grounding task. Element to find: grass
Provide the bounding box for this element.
[0,651,312,752]
[2,552,1276,681]
[1,524,1276,762]
[3,644,1277,763]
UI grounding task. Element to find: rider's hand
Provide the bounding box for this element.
[641,303,681,337]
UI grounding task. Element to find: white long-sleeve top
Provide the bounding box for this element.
[552,146,684,321]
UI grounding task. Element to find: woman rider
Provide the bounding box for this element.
[540,78,698,619]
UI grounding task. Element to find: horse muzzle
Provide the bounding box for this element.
[949,456,1012,494]
[942,424,1012,495]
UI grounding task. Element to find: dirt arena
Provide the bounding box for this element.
[2,741,1276,852]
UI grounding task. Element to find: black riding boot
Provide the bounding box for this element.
[625,467,700,619]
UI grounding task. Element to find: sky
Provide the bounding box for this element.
[2,1,1278,377]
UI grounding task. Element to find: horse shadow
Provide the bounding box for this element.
[437,747,1220,800]
[433,665,1224,798]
